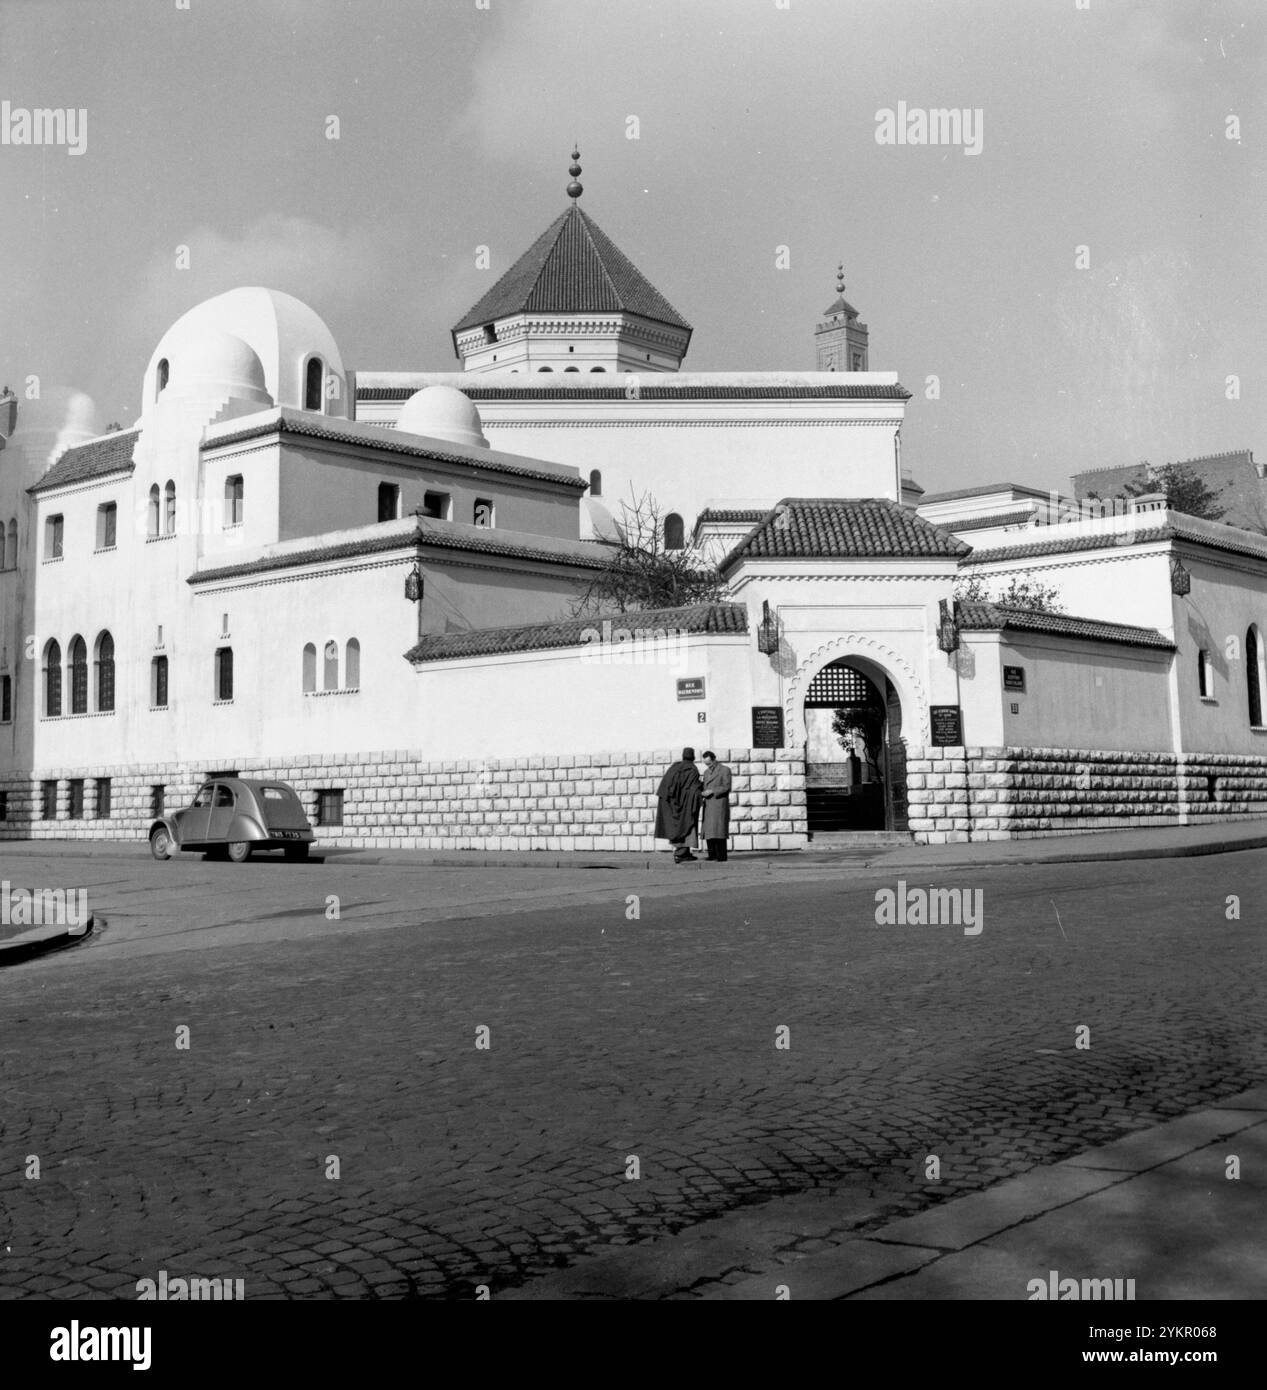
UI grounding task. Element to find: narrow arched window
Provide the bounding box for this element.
[305,356,324,411]
[164,480,176,535]
[151,655,168,708]
[664,512,685,551]
[589,470,602,497]
[156,358,169,399]
[69,635,88,714]
[302,643,316,693]
[225,475,244,526]
[148,485,160,538]
[44,639,62,716]
[1249,625,1264,727]
[323,639,339,691]
[215,646,233,701]
[94,631,115,712]
[6,519,15,567]
[0,527,7,570]
[345,638,360,690]
[1197,649,1212,698]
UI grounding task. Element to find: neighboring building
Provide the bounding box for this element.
[1072,450,1267,534]
[3,162,1265,850]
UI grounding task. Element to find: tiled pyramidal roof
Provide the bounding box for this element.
[956,600,1173,650]
[30,430,140,493]
[452,204,692,334]
[721,498,969,568]
[406,601,746,663]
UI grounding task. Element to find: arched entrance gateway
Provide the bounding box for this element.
[802,658,909,835]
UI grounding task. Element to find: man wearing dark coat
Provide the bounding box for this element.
[655,747,702,862]
[700,750,733,861]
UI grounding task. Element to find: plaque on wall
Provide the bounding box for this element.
[929,705,964,746]
[1003,665,1026,692]
[676,677,706,700]
[751,706,784,748]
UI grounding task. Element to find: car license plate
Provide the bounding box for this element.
[278,830,300,839]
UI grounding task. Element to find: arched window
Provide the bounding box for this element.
[537,366,553,372]
[589,366,606,373]
[589,470,602,497]
[1249,625,1264,727]
[148,485,160,538]
[215,646,234,701]
[305,356,324,412]
[151,655,168,708]
[6,518,15,567]
[323,639,339,691]
[564,366,579,372]
[164,480,176,535]
[156,358,169,399]
[44,639,62,717]
[664,512,685,551]
[302,643,316,693]
[0,527,6,570]
[345,638,360,690]
[95,631,115,712]
[69,635,88,714]
[225,475,244,526]
[1197,649,1212,698]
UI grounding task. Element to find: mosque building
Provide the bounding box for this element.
[1,154,1265,850]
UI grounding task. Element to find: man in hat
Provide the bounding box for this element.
[700,750,733,861]
[655,747,702,863]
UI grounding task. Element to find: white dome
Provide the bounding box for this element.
[1,387,103,484]
[166,331,273,406]
[397,386,489,449]
[143,287,346,418]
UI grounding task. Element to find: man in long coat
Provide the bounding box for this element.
[700,750,733,861]
[655,747,702,862]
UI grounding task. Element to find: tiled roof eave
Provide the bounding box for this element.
[29,462,135,496]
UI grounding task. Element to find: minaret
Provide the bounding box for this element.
[815,264,869,371]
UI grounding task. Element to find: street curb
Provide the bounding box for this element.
[0,914,98,965]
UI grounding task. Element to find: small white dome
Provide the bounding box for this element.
[167,331,273,405]
[397,385,489,449]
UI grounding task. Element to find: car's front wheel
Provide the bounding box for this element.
[226,841,252,864]
[150,827,174,861]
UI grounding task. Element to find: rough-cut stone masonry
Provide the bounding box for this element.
[905,745,1267,844]
[1,748,808,853]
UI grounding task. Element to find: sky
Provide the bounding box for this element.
[1,0,1262,495]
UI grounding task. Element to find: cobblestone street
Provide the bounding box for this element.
[0,847,1263,1299]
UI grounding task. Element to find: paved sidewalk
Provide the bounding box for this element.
[4,817,1266,873]
[501,1086,1267,1300]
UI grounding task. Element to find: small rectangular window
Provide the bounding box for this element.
[152,655,168,708]
[96,777,112,819]
[1198,649,1212,699]
[378,483,401,522]
[96,502,117,550]
[0,791,7,821]
[473,498,494,527]
[421,491,450,520]
[151,784,165,818]
[316,789,344,826]
[1,674,10,723]
[68,779,84,819]
[224,475,244,527]
[46,514,64,559]
[41,780,57,819]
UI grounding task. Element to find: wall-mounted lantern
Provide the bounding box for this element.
[937,597,960,652]
[757,600,779,654]
[404,563,424,603]
[1169,557,1191,597]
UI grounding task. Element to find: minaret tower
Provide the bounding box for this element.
[815,264,869,371]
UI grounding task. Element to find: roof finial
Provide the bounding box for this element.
[835,262,846,296]
[567,146,583,200]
